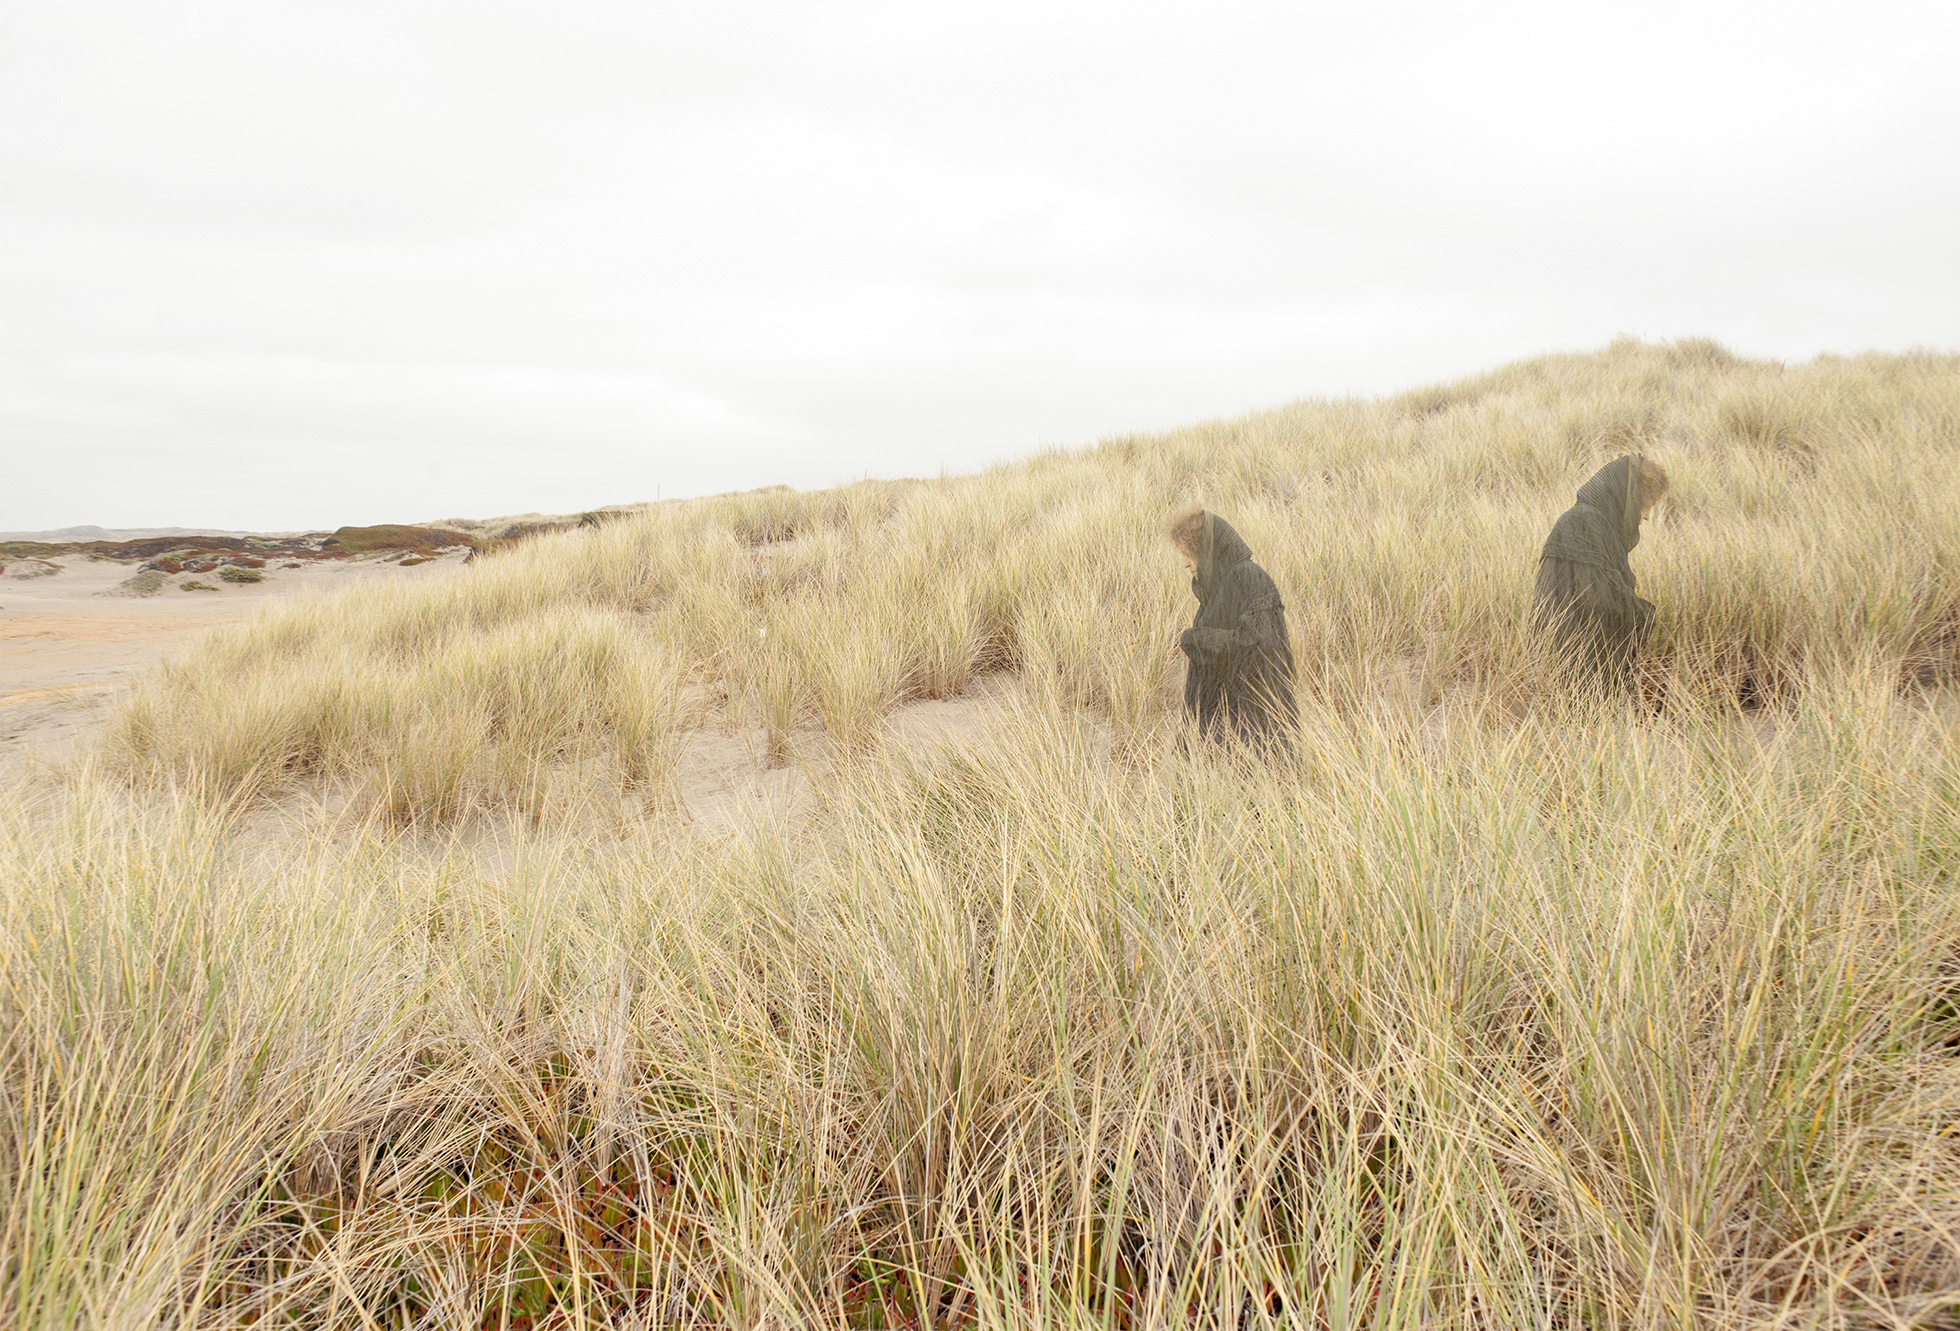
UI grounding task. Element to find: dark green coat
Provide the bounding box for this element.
[1533,456,1656,681]
[1180,513,1297,749]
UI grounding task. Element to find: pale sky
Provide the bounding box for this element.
[4,0,1956,532]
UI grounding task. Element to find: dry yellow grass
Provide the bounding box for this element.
[6,339,1960,1328]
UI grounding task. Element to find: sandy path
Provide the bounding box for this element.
[0,552,469,771]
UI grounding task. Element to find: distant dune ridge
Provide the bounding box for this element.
[0,524,288,543]
[0,507,648,547]
[9,340,1960,1329]
[5,490,789,550]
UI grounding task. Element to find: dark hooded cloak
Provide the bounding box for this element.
[1179,512,1297,750]
[1533,455,1656,682]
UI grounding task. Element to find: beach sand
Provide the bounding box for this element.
[0,551,470,772]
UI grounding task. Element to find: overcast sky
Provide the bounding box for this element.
[4,0,1956,532]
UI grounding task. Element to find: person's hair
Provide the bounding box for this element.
[1167,502,1205,557]
[1637,456,1671,508]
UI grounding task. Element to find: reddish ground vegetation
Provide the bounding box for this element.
[325,524,482,554]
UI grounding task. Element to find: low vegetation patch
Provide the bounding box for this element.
[218,566,264,584]
[115,569,169,596]
[178,579,219,591]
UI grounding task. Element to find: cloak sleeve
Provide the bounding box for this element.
[1183,571,1285,660]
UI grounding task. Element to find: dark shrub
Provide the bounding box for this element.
[326,524,481,554]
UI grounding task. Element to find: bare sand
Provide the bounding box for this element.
[0,552,470,772]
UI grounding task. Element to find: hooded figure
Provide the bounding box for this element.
[1533,455,1669,684]
[1171,507,1297,751]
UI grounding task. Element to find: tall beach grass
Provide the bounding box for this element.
[6,340,1960,1327]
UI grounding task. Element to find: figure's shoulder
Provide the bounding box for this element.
[1549,501,1612,536]
[1540,502,1618,560]
[1228,560,1284,606]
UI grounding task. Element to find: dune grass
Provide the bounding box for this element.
[104,339,1960,819]
[6,340,1960,1328]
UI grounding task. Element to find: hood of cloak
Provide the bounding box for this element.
[1192,512,1254,603]
[1541,455,1647,569]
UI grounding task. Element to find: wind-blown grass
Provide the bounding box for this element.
[106,340,1960,817]
[6,340,1960,1328]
